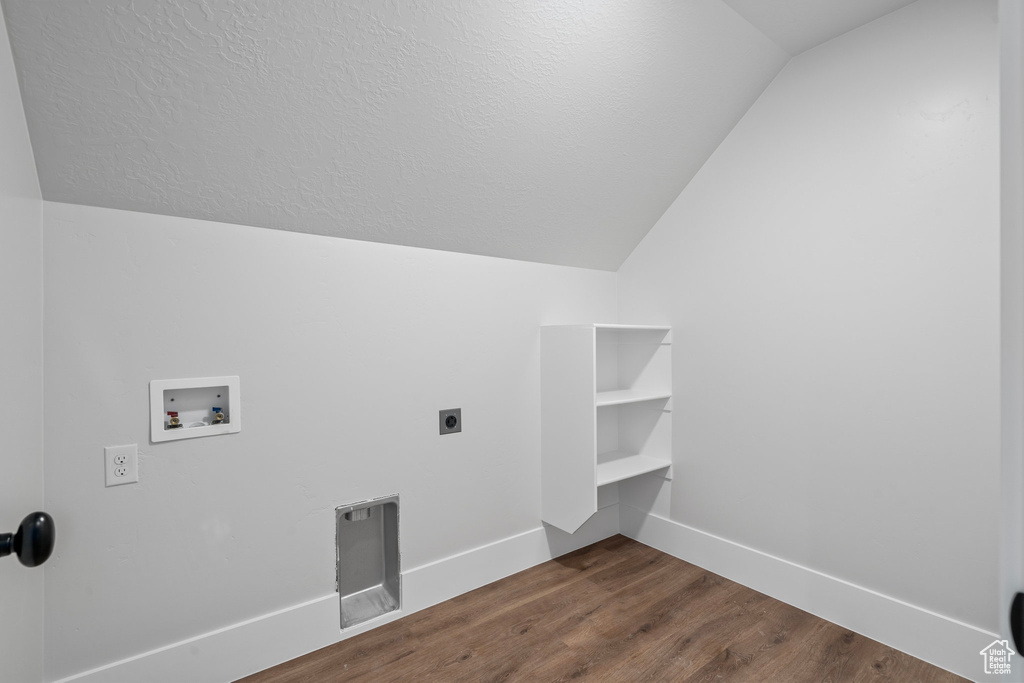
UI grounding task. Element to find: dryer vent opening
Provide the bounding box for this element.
[336,495,400,630]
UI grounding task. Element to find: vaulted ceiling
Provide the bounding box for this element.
[1,0,916,270]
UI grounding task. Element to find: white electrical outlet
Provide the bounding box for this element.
[105,444,139,487]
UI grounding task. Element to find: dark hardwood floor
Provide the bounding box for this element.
[239,535,966,682]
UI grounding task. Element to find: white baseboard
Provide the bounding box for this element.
[55,503,991,682]
[53,505,620,683]
[619,504,998,682]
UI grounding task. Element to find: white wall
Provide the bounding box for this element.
[618,0,999,650]
[0,3,44,682]
[41,202,615,680]
[1000,0,1024,658]
[23,0,1006,679]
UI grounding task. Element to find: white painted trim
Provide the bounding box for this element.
[619,505,996,682]
[51,506,619,683]
[55,502,989,682]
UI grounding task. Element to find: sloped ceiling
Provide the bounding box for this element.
[1,0,914,270]
[721,0,917,55]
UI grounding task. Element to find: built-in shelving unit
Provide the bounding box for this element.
[541,324,672,533]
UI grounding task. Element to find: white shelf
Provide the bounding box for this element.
[596,451,671,486]
[593,324,671,331]
[541,323,672,533]
[595,325,671,345]
[595,389,672,407]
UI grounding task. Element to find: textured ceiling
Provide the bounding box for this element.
[721,0,919,56]
[1,1,915,269]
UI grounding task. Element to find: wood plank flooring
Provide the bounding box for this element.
[239,536,965,682]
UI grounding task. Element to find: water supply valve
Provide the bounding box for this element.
[150,376,240,442]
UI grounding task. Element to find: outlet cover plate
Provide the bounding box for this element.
[105,444,139,487]
[439,408,461,435]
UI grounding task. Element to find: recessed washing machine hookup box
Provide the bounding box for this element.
[336,495,401,629]
[149,376,241,442]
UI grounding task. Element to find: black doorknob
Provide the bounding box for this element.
[0,512,55,567]
[1012,592,1024,654]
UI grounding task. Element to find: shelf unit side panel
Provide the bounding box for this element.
[541,326,598,533]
